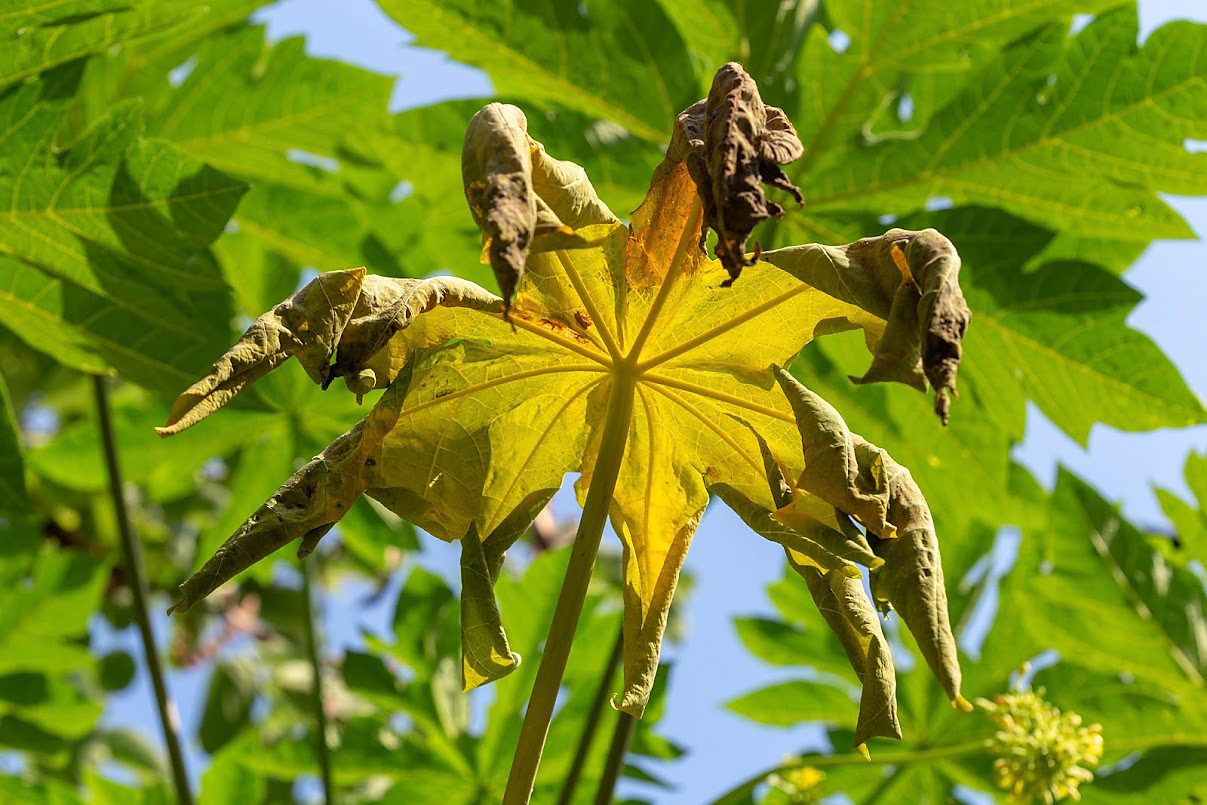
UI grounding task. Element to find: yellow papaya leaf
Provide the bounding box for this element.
[161,64,968,726]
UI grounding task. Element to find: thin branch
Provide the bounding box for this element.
[92,375,194,805]
[301,559,335,803]
[593,711,636,805]
[708,740,989,804]
[556,626,624,805]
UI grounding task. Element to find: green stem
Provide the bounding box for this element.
[556,626,624,805]
[708,740,988,804]
[592,711,635,805]
[301,560,335,804]
[856,770,899,805]
[502,370,638,804]
[91,376,194,805]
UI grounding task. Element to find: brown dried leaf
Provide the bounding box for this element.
[167,408,386,613]
[668,62,804,286]
[156,273,503,436]
[156,268,366,437]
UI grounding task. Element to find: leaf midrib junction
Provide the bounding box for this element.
[402,202,807,429]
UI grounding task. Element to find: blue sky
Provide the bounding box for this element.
[93,3,1207,803]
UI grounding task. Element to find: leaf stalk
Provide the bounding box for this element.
[592,710,636,805]
[302,560,336,803]
[92,375,194,805]
[555,627,624,805]
[502,368,639,804]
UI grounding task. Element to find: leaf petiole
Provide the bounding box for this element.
[502,366,639,804]
[93,376,195,805]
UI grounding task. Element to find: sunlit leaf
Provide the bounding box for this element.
[378,0,699,142]
[160,67,969,734]
[0,68,245,391]
[1019,469,1207,691]
[0,0,205,90]
[1155,449,1207,563]
[148,25,394,191]
[803,10,1207,240]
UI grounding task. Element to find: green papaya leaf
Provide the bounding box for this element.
[198,731,267,805]
[0,670,103,742]
[148,25,394,191]
[0,0,206,90]
[0,545,106,676]
[1155,449,1207,564]
[0,372,27,515]
[160,65,968,728]
[0,68,246,392]
[1020,469,1207,691]
[801,9,1207,240]
[377,0,699,142]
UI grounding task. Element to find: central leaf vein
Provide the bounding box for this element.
[639,372,795,424]
[398,363,606,420]
[645,383,765,478]
[637,282,810,371]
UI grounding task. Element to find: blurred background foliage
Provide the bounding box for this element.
[1,0,1205,803]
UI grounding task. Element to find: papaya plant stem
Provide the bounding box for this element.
[301,560,335,804]
[555,626,624,805]
[503,369,638,805]
[592,711,635,805]
[91,375,194,805]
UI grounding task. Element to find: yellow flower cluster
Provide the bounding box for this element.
[765,764,825,804]
[978,686,1104,803]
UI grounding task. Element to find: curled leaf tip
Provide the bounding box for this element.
[170,422,376,614]
[669,62,803,286]
[764,229,969,422]
[462,102,617,308]
[156,267,367,436]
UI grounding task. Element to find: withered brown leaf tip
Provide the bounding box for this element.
[670,62,805,286]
